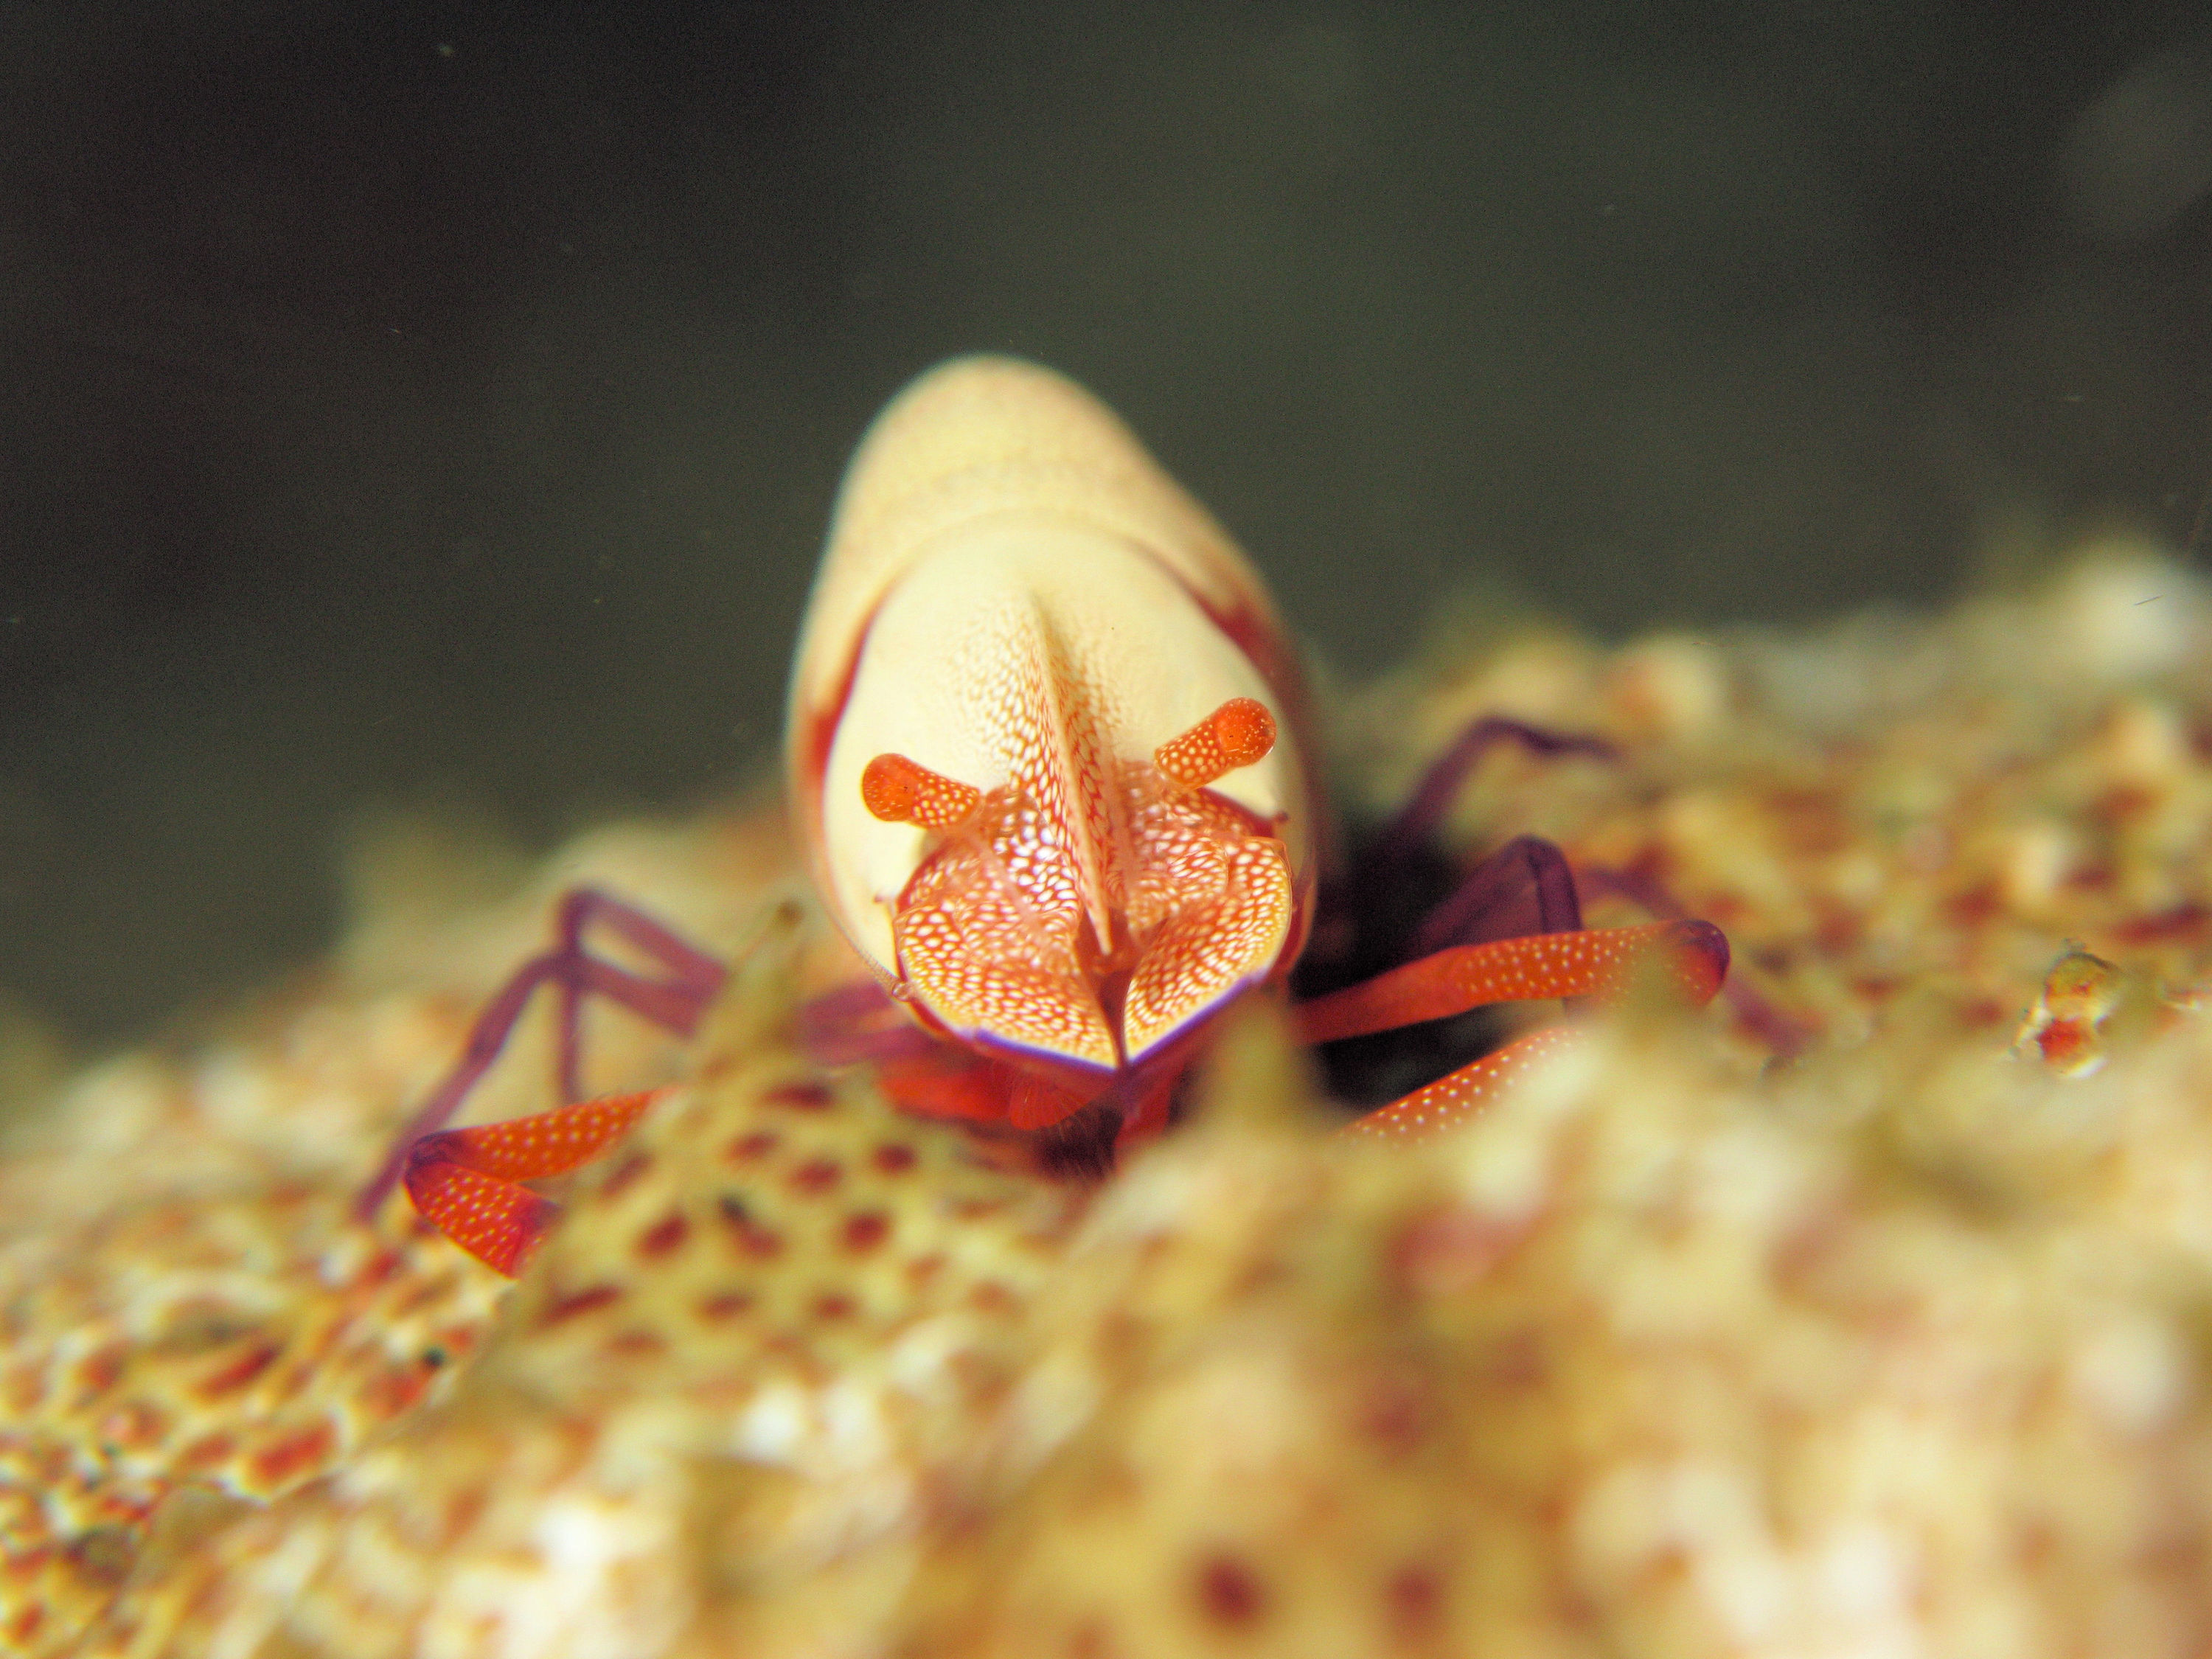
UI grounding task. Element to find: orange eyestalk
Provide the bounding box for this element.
[861,752,984,829]
[1155,697,1277,790]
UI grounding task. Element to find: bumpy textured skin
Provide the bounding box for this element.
[15,552,2212,1656]
[0,813,784,1658]
[85,937,1085,1659]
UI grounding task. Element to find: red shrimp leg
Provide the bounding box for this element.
[358,888,725,1220]
[872,1046,1020,1124]
[403,1089,667,1276]
[1296,919,1727,1046]
[1301,919,1728,1141]
[1339,1025,1583,1141]
[796,981,939,1065]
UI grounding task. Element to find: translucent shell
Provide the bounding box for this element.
[787,358,1316,1075]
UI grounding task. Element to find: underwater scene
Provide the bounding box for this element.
[4,6,2212,1655]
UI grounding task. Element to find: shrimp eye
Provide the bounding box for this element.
[860,753,984,828]
[1154,698,1277,789]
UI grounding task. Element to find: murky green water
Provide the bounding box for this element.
[1,2,2206,1044]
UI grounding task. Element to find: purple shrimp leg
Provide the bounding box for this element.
[794,979,940,1067]
[1405,833,1587,957]
[355,886,726,1219]
[1370,716,1616,872]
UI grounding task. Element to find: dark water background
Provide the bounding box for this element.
[3,1,2210,1046]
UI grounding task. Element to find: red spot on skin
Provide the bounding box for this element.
[765,1081,835,1111]
[737,1225,786,1260]
[175,1433,237,1472]
[790,1158,843,1194]
[727,1131,780,1162]
[813,1294,857,1321]
[2113,902,2211,944]
[2014,1517,2059,1568]
[248,1421,337,1489]
[72,1341,130,1402]
[1385,1566,1443,1636]
[906,1253,945,1287]
[697,1291,755,1321]
[361,1363,437,1419]
[6,1363,46,1412]
[843,1212,890,1253]
[969,1280,1018,1315]
[1197,1554,1265,1626]
[2098,785,2155,821]
[1947,883,2002,926]
[9,1601,44,1646]
[196,1343,283,1400]
[540,1284,624,1324]
[1770,1206,1848,1293]
[1813,905,1860,953]
[1359,1377,1435,1457]
[607,1329,667,1357]
[636,1211,691,1258]
[716,1194,785,1259]
[872,1143,917,1174]
[599,1153,653,1199]
[1480,1327,1548,1390]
